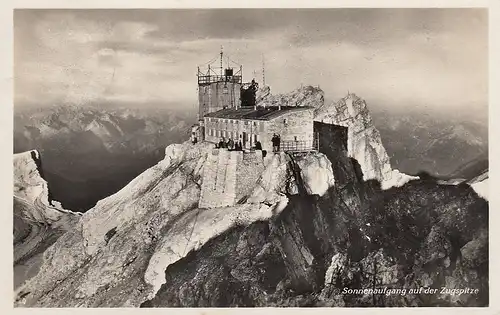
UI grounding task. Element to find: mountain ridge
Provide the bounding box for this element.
[13,89,489,307]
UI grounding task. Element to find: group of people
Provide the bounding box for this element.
[215,137,264,152]
[216,137,243,151]
[271,134,281,152]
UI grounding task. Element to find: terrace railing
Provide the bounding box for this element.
[278,139,319,153]
[198,75,242,85]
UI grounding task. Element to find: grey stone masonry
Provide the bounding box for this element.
[199,149,265,208]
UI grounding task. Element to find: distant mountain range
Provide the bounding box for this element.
[13,100,487,212]
[370,108,488,178]
[14,105,196,211]
[14,90,488,307]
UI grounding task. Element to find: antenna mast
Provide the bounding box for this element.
[262,54,266,87]
[220,45,223,76]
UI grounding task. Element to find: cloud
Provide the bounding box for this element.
[14,9,487,116]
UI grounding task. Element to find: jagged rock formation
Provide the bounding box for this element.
[315,93,417,188]
[15,141,336,307]
[257,85,325,109]
[14,89,488,308]
[141,130,488,307]
[256,85,271,104]
[14,150,81,290]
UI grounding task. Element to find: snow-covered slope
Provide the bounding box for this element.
[15,141,336,307]
[471,178,488,200]
[469,171,488,201]
[14,150,81,289]
[13,87,487,308]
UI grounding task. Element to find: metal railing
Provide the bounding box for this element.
[198,75,242,85]
[276,139,319,153]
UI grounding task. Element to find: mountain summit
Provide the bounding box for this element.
[315,93,417,188]
[14,88,488,307]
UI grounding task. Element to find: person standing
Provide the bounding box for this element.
[255,141,262,150]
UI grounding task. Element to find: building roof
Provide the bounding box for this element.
[204,106,314,121]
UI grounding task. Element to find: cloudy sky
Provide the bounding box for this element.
[14,9,487,115]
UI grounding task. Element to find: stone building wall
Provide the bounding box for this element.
[204,117,265,149]
[261,109,315,152]
[235,151,265,203]
[199,149,241,208]
[203,108,314,152]
[199,149,265,208]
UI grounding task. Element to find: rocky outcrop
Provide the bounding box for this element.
[257,85,324,109]
[14,89,488,308]
[13,150,81,289]
[141,168,488,307]
[314,93,418,188]
[14,142,337,307]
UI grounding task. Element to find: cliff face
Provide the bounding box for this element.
[14,91,488,308]
[13,150,81,289]
[142,126,488,307]
[15,141,337,307]
[314,93,417,189]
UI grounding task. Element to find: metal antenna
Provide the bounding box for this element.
[220,45,223,76]
[262,54,266,87]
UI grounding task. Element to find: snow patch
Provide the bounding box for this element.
[297,153,335,196]
[381,169,419,190]
[471,178,488,201]
[144,197,288,299]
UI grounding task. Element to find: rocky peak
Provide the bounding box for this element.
[15,141,337,307]
[315,93,417,187]
[257,85,325,109]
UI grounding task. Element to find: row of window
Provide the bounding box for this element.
[207,129,253,139]
[206,117,262,127]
